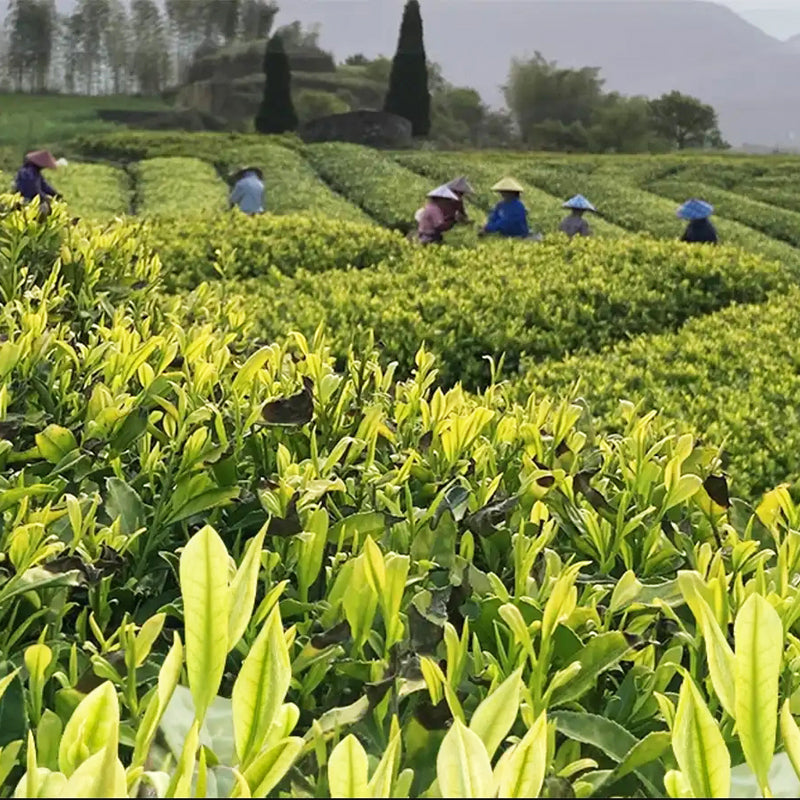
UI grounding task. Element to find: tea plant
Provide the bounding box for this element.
[236,234,785,388]
[48,163,131,221]
[131,157,227,218]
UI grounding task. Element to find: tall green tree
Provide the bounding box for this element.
[504,52,604,145]
[4,0,55,91]
[254,33,298,134]
[384,0,430,137]
[649,90,728,149]
[131,0,170,94]
[239,0,277,40]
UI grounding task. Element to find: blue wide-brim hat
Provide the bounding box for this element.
[563,194,596,212]
[677,199,714,220]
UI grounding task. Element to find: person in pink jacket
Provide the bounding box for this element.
[415,185,460,245]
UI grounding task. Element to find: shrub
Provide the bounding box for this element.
[237,234,785,388]
[150,213,410,291]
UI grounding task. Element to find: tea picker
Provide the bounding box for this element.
[229,165,265,215]
[14,150,62,213]
[415,184,460,245]
[559,194,597,238]
[479,177,532,239]
[677,198,718,244]
[444,176,475,228]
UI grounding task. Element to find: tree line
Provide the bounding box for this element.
[1,0,728,152]
[256,0,727,152]
[0,0,278,95]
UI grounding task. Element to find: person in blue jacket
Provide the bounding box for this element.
[478,177,530,238]
[14,150,60,204]
[229,166,265,215]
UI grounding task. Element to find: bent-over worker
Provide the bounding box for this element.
[229,166,265,215]
[417,185,460,245]
[559,194,596,238]
[677,199,717,244]
[479,178,530,239]
[443,176,474,229]
[15,150,60,205]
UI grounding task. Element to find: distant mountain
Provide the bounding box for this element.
[785,33,800,51]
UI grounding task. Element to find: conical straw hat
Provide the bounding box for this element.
[25,150,58,169]
[491,177,524,193]
[563,194,596,212]
[447,176,474,195]
[677,198,714,220]
[427,184,459,200]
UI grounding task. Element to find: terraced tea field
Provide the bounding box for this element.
[4,130,800,798]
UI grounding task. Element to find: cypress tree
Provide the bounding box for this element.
[255,33,298,134]
[384,0,431,137]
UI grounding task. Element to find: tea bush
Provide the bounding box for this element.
[305,142,431,230]
[523,167,800,269]
[3,194,800,798]
[649,178,800,249]
[149,213,410,291]
[48,162,131,220]
[520,286,800,497]
[132,156,228,218]
[71,130,305,162]
[238,234,785,388]
[214,142,370,223]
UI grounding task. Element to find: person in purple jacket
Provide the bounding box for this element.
[14,150,60,205]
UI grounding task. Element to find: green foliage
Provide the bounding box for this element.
[521,164,800,269]
[236,235,784,388]
[48,162,130,220]
[149,213,409,291]
[520,285,800,496]
[7,136,800,799]
[649,90,729,150]
[649,178,800,249]
[255,34,299,135]
[384,0,431,137]
[132,156,227,218]
[305,142,430,230]
[72,130,306,162]
[294,89,350,122]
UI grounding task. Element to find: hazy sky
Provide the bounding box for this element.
[724,0,800,38]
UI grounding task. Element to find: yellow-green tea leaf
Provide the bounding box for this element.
[735,593,782,795]
[180,525,229,724]
[328,735,369,798]
[437,718,494,798]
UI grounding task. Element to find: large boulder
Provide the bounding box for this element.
[299,110,413,148]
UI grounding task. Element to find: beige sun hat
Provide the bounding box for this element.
[491,177,524,193]
[25,150,58,170]
[447,176,474,195]
[427,185,459,201]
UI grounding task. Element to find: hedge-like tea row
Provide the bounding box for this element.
[305,142,431,230]
[237,234,785,388]
[71,129,305,161]
[131,156,228,218]
[521,286,800,496]
[648,178,800,249]
[48,161,131,219]
[150,212,410,291]
[214,141,370,223]
[523,166,800,269]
